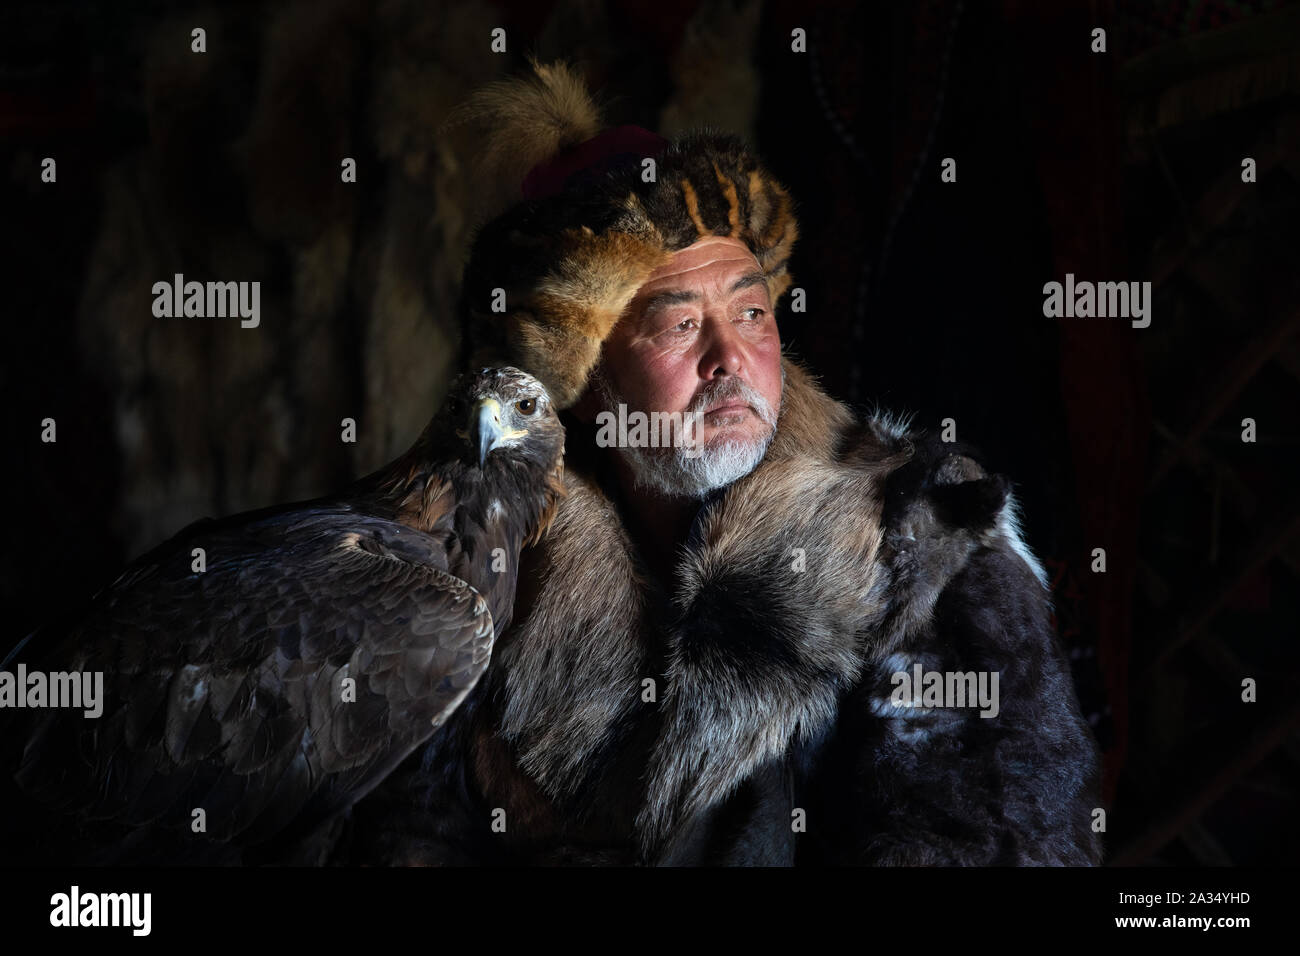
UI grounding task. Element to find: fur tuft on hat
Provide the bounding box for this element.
[442,57,605,201]
[454,59,799,410]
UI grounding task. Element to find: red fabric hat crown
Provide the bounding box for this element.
[521,124,670,200]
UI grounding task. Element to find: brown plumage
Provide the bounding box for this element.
[0,367,564,865]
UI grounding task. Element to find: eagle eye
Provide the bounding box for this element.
[516,398,537,415]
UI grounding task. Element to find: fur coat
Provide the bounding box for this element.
[348,356,1103,866]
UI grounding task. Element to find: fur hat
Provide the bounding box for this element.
[450,58,799,409]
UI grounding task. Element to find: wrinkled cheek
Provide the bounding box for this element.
[745,326,781,362]
[642,350,699,408]
[749,337,784,408]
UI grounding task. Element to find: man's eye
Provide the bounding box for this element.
[516,398,537,415]
[672,318,697,333]
[742,307,766,321]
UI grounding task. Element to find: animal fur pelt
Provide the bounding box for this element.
[637,402,1102,866]
[349,356,1102,866]
[799,429,1104,865]
[633,410,904,861]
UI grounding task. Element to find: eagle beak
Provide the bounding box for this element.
[472,398,505,467]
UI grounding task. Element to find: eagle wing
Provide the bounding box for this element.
[4,506,492,861]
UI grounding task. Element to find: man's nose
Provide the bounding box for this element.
[696,313,748,379]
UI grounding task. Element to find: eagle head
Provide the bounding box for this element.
[446,367,567,544]
[447,367,559,465]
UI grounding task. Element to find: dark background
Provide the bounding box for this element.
[2,0,1298,865]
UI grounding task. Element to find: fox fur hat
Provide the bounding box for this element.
[450,58,799,409]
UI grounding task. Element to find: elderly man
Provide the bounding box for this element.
[355,60,1103,866]
[571,234,786,587]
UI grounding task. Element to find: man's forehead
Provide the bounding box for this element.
[639,236,762,290]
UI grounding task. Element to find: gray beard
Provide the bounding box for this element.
[594,367,784,500]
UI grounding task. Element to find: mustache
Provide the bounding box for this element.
[689,376,777,426]
[593,368,780,429]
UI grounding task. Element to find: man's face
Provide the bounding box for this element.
[591,236,784,498]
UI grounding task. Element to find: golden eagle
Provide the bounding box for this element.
[0,367,564,864]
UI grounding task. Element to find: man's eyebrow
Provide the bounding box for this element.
[728,270,770,295]
[640,270,770,316]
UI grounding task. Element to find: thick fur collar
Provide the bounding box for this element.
[473,355,1099,865]
[634,360,910,857]
[481,357,905,841]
